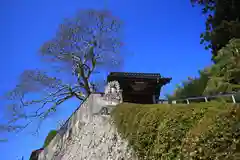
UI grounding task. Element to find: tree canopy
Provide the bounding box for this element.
[191,0,240,59]
[166,70,209,100]
[167,1,240,101]
[203,38,240,95]
[167,38,240,100]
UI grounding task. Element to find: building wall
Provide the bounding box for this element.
[38,93,135,160]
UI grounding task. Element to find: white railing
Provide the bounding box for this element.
[159,92,239,104]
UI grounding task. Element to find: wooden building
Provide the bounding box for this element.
[107,72,171,104]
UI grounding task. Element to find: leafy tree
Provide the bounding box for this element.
[166,70,209,100]
[191,0,240,59]
[203,38,240,95]
[169,39,240,100]
[2,9,124,133]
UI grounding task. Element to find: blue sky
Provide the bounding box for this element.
[0,0,212,159]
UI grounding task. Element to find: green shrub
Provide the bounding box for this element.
[111,102,240,160]
[43,130,57,148]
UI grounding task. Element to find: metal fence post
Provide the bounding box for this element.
[168,93,238,105]
[172,100,177,104]
[232,95,236,103]
[204,97,208,102]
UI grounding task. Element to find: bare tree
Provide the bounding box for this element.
[16,156,24,160]
[2,9,124,135]
[0,123,27,142]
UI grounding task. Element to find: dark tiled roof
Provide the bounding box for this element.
[109,72,161,78]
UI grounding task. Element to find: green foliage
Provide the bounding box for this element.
[111,102,240,160]
[191,0,240,59]
[43,130,57,148]
[169,39,240,100]
[167,71,209,100]
[204,39,240,95]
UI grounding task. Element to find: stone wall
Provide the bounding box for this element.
[38,93,136,160]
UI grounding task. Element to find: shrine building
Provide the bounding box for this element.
[107,72,172,104]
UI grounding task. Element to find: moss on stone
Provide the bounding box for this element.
[43,130,57,148]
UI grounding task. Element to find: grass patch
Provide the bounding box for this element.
[111,102,240,160]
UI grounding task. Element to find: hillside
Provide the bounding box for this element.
[111,102,240,159]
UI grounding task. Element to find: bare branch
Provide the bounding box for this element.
[40,9,123,93]
[2,9,124,138]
